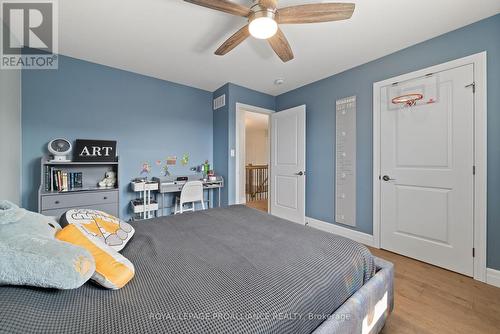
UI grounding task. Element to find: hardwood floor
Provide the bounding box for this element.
[370,247,500,334]
[245,199,268,212]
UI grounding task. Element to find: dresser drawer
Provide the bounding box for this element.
[41,203,119,219]
[41,190,118,211]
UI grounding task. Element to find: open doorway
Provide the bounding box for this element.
[245,111,269,212]
[235,103,272,212]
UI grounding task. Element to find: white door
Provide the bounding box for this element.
[380,64,474,276]
[270,105,306,223]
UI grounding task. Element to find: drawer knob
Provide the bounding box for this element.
[103,196,108,200]
[55,200,60,204]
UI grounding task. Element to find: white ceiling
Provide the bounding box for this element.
[59,0,500,95]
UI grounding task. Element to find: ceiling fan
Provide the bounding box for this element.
[184,0,355,62]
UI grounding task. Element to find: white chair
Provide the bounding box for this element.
[174,181,206,214]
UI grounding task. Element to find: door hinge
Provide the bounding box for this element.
[473,248,475,258]
[466,82,476,93]
[473,165,476,175]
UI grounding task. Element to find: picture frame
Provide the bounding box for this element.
[73,139,117,162]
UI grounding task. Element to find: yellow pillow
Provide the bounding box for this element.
[60,209,135,252]
[56,224,134,289]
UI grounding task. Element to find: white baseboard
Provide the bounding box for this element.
[486,268,500,288]
[305,216,376,248]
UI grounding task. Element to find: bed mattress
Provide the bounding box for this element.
[0,205,375,334]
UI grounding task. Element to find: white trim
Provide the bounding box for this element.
[235,103,273,210]
[305,216,376,247]
[372,52,487,282]
[18,65,22,206]
[472,53,488,282]
[236,103,274,115]
[486,268,500,288]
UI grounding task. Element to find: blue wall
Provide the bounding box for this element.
[213,83,275,205]
[276,14,500,270]
[212,84,230,206]
[22,55,213,219]
[20,14,500,270]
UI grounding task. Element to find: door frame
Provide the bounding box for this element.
[235,103,273,210]
[373,52,487,282]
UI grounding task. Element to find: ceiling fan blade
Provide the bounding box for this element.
[215,25,250,56]
[277,3,355,24]
[268,28,294,62]
[259,0,278,10]
[184,0,251,17]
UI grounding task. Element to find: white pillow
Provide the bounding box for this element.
[60,209,134,252]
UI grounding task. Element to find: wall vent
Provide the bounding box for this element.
[213,94,226,110]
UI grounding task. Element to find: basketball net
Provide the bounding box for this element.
[391,93,424,111]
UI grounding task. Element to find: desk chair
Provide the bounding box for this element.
[174,181,206,214]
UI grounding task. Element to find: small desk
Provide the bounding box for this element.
[153,176,224,216]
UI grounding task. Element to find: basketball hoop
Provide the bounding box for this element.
[391,93,424,109]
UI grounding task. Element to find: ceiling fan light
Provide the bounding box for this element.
[249,16,278,39]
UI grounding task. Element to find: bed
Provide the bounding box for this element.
[0,205,393,334]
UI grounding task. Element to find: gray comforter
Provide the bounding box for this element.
[0,205,374,334]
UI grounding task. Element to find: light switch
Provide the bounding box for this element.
[230,149,235,157]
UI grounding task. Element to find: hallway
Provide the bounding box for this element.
[246,199,268,212]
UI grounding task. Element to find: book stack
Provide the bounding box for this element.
[44,166,83,192]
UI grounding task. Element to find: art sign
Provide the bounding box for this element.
[73,139,117,162]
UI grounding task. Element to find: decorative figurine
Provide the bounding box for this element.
[181,153,189,166]
[203,160,210,174]
[98,171,117,188]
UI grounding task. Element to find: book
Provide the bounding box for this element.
[62,172,68,191]
[50,167,54,191]
[46,168,83,192]
[44,166,50,191]
[58,170,62,191]
[53,169,59,191]
[75,172,83,188]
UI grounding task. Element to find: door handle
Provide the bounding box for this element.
[382,175,396,182]
[295,171,304,176]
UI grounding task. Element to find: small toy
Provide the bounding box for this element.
[98,171,117,188]
[181,153,189,166]
[203,160,210,174]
